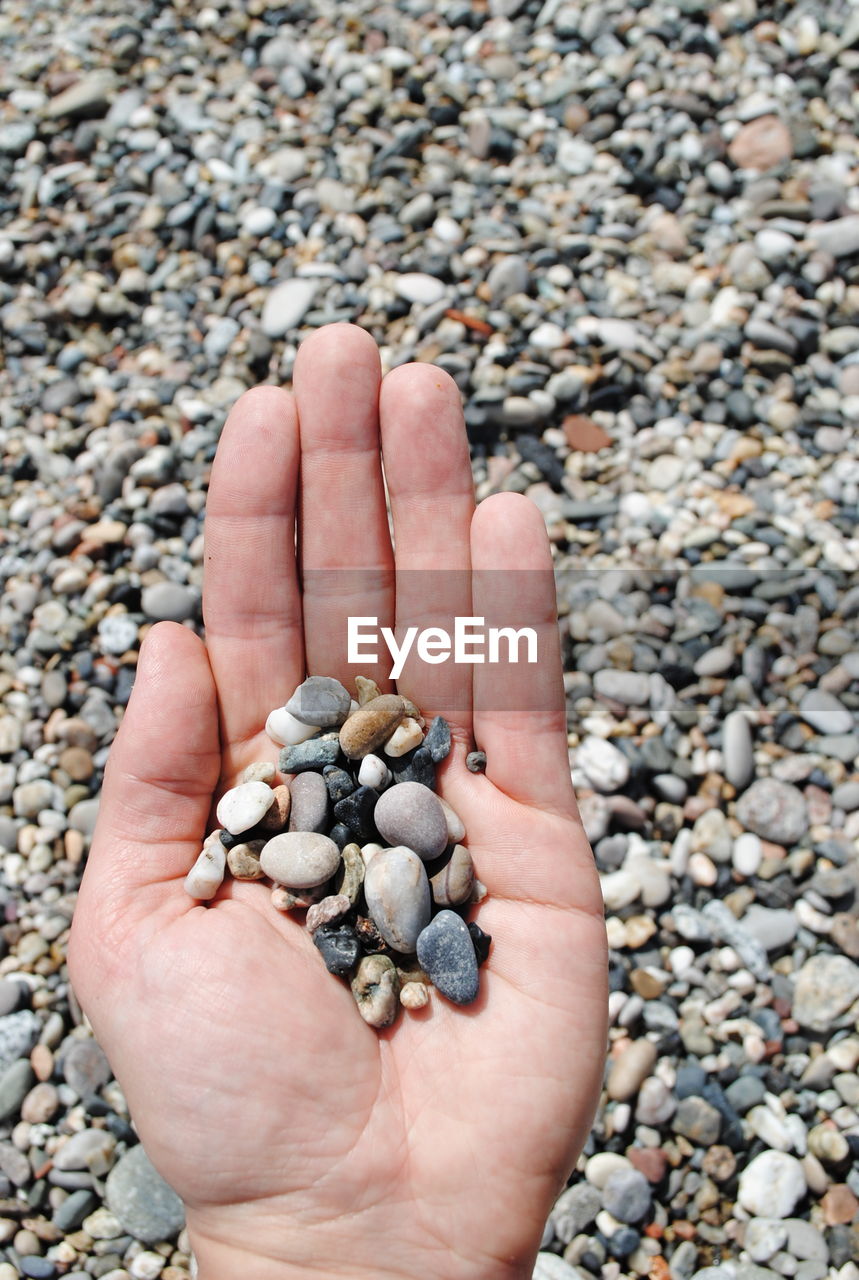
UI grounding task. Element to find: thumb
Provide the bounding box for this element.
[70,623,221,956]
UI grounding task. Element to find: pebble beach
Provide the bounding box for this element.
[1,0,858,1277]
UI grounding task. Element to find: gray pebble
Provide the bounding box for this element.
[373,781,448,860]
[0,1058,35,1123]
[416,909,479,1005]
[286,676,351,727]
[105,1143,185,1244]
[364,845,431,952]
[141,582,198,622]
[735,778,808,846]
[0,1011,40,1073]
[288,771,329,833]
[601,1166,652,1223]
[723,710,755,790]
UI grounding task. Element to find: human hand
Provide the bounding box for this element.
[68,324,608,1280]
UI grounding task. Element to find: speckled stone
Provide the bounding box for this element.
[423,715,452,762]
[279,736,341,772]
[416,909,479,1005]
[735,778,808,846]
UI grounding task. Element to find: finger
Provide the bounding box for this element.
[470,493,578,816]
[292,324,395,687]
[203,386,303,756]
[379,363,475,733]
[80,623,221,899]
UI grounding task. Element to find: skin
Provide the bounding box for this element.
[68,324,608,1280]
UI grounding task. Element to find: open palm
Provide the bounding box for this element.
[68,325,607,1280]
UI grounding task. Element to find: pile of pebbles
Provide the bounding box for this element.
[0,0,858,1275]
[184,675,489,1026]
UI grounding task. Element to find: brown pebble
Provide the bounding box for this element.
[226,841,265,880]
[57,718,98,751]
[30,1045,54,1083]
[354,915,387,953]
[355,675,381,705]
[257,784,291,833]
[727,114,793,170]
[821,1184,859,1226]
[606,1039,658,1101]
[562,414,611,453]
[339,695,405,759]
[21,1082,59,1124]
[701,1145,736,1183]
[628,1147,668,1184]
[305,894,352,934]
[59,746,94,782]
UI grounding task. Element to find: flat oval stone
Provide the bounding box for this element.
[416,909,479,1005]
[429,844,474,906]
[260,832,341,889]
[286,676,352,727]
[373,780,448,859]
[363,845,431,951]
[216,781,275,835]
[288,771,329,833]
[339,694,405,759]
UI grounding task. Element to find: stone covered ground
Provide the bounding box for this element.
[0,0,858,1277]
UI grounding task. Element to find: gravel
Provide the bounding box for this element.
[0,0,858,1277]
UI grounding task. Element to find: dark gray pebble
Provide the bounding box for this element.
[333,785,378,842]
[388,745,436,788]
[314,924,361,976]
[424,716,451,763]
[466,751,487,773]
[52,1189,97,1232]
[288,771,329,833]
[279,736,341,772]
[323,765,355,803]
[416,910,479,1005]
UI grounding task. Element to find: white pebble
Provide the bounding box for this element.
[216,781,275,835]
[361,842,383,866]
[265,706,320,747]
[689,851,718,886]
[733,832,763,876]
[383,717,424,757]
[394,272,446,305]
[358,754,391,788]
[130,1251,167,1279]
[184,844,226,900]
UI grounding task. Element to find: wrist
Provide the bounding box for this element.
[187,1211,534,1280]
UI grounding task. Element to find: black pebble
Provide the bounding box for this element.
[423,715,451,763]
[323,765,355,803]
[329,822,353,851]
[355,915,388,953]
[219,829,242,849]
[314,924,361,976]
[467,921,492,966]
[333,785,378,842]
[465,750,486,773]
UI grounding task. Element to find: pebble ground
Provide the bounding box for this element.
[1,0,858,1278]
